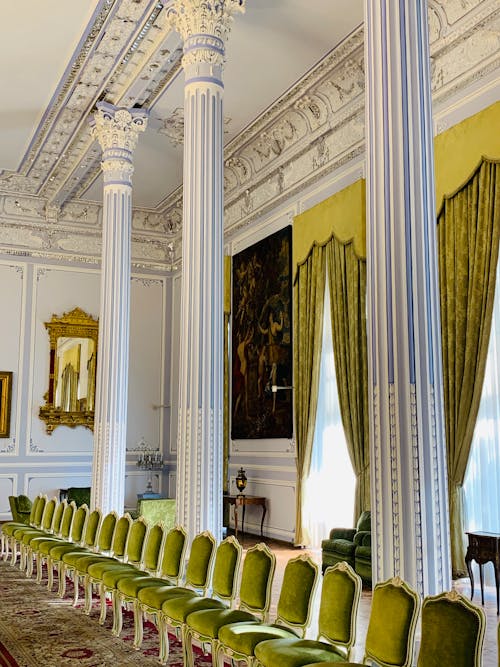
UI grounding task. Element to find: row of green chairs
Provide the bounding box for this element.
[1,496,488,667]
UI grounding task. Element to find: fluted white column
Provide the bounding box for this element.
[365,1,451,595]
[166,1,244,543]
[90,103,148,514]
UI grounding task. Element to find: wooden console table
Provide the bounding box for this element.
[465,530,500,615]
[224,495,266,539]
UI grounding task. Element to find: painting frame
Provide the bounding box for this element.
[0,371,13,438]
[231,226,293,440]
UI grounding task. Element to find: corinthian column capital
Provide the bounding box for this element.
[167,0,245,69]
[90,102,149,184]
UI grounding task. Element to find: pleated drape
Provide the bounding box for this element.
[326,239,370,520]
[293,245,326,546]
[438,159,500,576]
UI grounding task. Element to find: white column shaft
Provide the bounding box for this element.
[92,186,132,513]
[365,0,451,595]
[176,80,224,540]
[90,103,148,515]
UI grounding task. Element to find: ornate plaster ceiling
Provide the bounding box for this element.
[0,0,498,270]
[0,0,363,211]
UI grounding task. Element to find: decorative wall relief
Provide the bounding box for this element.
[231,226,292,439]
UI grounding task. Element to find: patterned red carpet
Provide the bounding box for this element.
[0,559,213,666]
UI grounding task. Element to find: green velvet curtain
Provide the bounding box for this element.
[294,245,326,546]
[438,159,500,576]
[294,234,369,544]
[326,239,370,520]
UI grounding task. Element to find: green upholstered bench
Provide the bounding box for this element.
[137,498,176,530]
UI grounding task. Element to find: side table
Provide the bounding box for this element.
[224,495,266,539]
[465,530,500,615]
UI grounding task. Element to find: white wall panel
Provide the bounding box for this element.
[0,474,16,515]
[29,265,99,454]
[0,262,25,456]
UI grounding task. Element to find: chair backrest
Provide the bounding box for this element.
[96,511,118,552]
[210,535,243,604]
[40,497,58,532]
[109,513,133,559]
[82,508,101,549]
[57,501,76,539]
[183,531,217,593]
[32,494,47,527]
[9,495,32,523]
[275,554,319,636]
[140,522,164,573]
[318,563,362,658]
[238,542,276,621]
[123,516,148,565]
[69,504,89,543]
[51,500,67,535]
[28,494,42,526]
[364,576,420,667]
[417,590,485,667]
[159,525,187,583]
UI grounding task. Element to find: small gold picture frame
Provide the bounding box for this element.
[0,372,13,438]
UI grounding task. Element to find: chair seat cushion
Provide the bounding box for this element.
[87,560,134,580]
[137,585,197,610]
[186,608,258,639]
[101,565,142,587]
[115,573,157,597]
[162,595,226,623]
[322,539,356,558]
[61,549,96,566]
[48,542,79,559]
[2,522,27,536]
[219,622,298,655]
[254,638,345,667]
[36,538,66,555]
[75,554,119,574]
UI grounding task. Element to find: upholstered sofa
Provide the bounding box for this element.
[66,487,91,507]
[137,498,176,530]
[321,510,372,584]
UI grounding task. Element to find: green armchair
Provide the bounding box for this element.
[9,495,32,524]
[321,510,372,584]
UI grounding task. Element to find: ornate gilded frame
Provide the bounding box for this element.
[39,307,98,434]
[0,371,13,437]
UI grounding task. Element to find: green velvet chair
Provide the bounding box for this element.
[254,562,362,667]
[98,520,165,633]
[321,511,371,584]
[31,500,67,581]
[114,524,186,647]
[86,516,149,624]
[18,496,58,574]
[71,512,131,614]
[417,590,485,667]
[1,494,35,560]
[184,542,276,667]
[134,530,216,659]
[29,501,77,589]
[160,535,243,664]
[216,553,320,667]
[66,486,91,507]
[297,576,420,667]
[61,510,118,606]
[45,504,93,590]
[56,508,102,597]
[10,494,47,566]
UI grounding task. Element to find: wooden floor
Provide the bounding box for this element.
[234,532,498,667]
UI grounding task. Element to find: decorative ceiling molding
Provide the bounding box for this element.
[0,0,498,271]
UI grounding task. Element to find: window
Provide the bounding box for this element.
[302,279,356,548]
[464,260,500,584]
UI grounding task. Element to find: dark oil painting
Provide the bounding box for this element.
[231,226,292,439]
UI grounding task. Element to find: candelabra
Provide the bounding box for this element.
[130,439,164,495]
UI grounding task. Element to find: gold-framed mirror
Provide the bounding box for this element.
[39,307,98,434]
